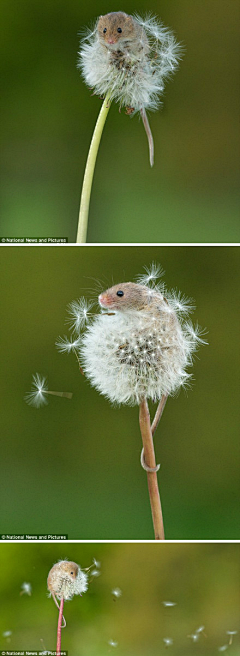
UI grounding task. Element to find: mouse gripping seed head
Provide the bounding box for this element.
[77,266,207,406]
[78,13,182,114]
[47,560,88,601]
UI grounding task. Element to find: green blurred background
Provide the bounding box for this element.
[0,542,239,655]
[1,0,239,242]
[0,245,239,539]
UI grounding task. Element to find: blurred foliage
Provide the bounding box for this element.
[0,245,239,539]
[0,542,239,655]
[1,0,240,242]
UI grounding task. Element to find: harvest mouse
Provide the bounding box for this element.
[97,12,154,165]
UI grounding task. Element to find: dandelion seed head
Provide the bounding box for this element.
[78,266,205,406]
[24,373,48,408]
[78,13,182,114]
[47,560,88,601]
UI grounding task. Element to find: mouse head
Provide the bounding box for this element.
[97,12,134,49]
[99,282,156,312]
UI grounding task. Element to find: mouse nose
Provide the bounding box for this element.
[107,37,117,44]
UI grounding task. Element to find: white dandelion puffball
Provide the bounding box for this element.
[47,560,88,601]
[78,12,181,114]
[77,266,206,406]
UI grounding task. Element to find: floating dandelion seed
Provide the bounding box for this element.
[93,558,101,568]
[24,373,48,407]
[162,601,177,607]
[226,631,238,646]
[91,569,101,577]
[108,640,118,648]
[20,582,32,596]
[218,646,229,652]
[112,587,122,599]
[187,633,199,643]
[163,637,173,647]
[2,631,12,639]
[25,373,73,408]
[196,626,205,633]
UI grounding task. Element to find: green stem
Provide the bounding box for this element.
[76,92,111,243]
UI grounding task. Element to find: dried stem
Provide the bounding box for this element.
[76,91,111,243]
[56,597,64,655]
[139,397,165,540]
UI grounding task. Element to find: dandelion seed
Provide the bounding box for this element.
[187,633,199,643]
[218,646,228,652]
[108,640,118,648]
[55,335,82,354]
[20,582,32,596]
[24,373,49,408]
[162,601,177,607]
[2,631,12,638]
[25,373,73,407]
[163,637,173,647]
[91,569,101,577]
[227,630,238,645]
[136,263,164,287]
[67,298,94,333]
[93,558,101,568]
[196,626,205,633]
[112,587,122,599]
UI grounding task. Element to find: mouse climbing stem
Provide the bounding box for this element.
[76,91,111,243]
[139,397,165,540]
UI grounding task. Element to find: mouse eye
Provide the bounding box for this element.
[103,28,107,33]
[116,290,124,297]
[117,27,122,33]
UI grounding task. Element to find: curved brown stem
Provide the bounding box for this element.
[139,398,165,540]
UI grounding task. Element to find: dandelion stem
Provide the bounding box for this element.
[139,398,165,540]
[56,598,64,655]
[76,91,111,243]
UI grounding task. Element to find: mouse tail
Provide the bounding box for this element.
[140,108,154,167]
